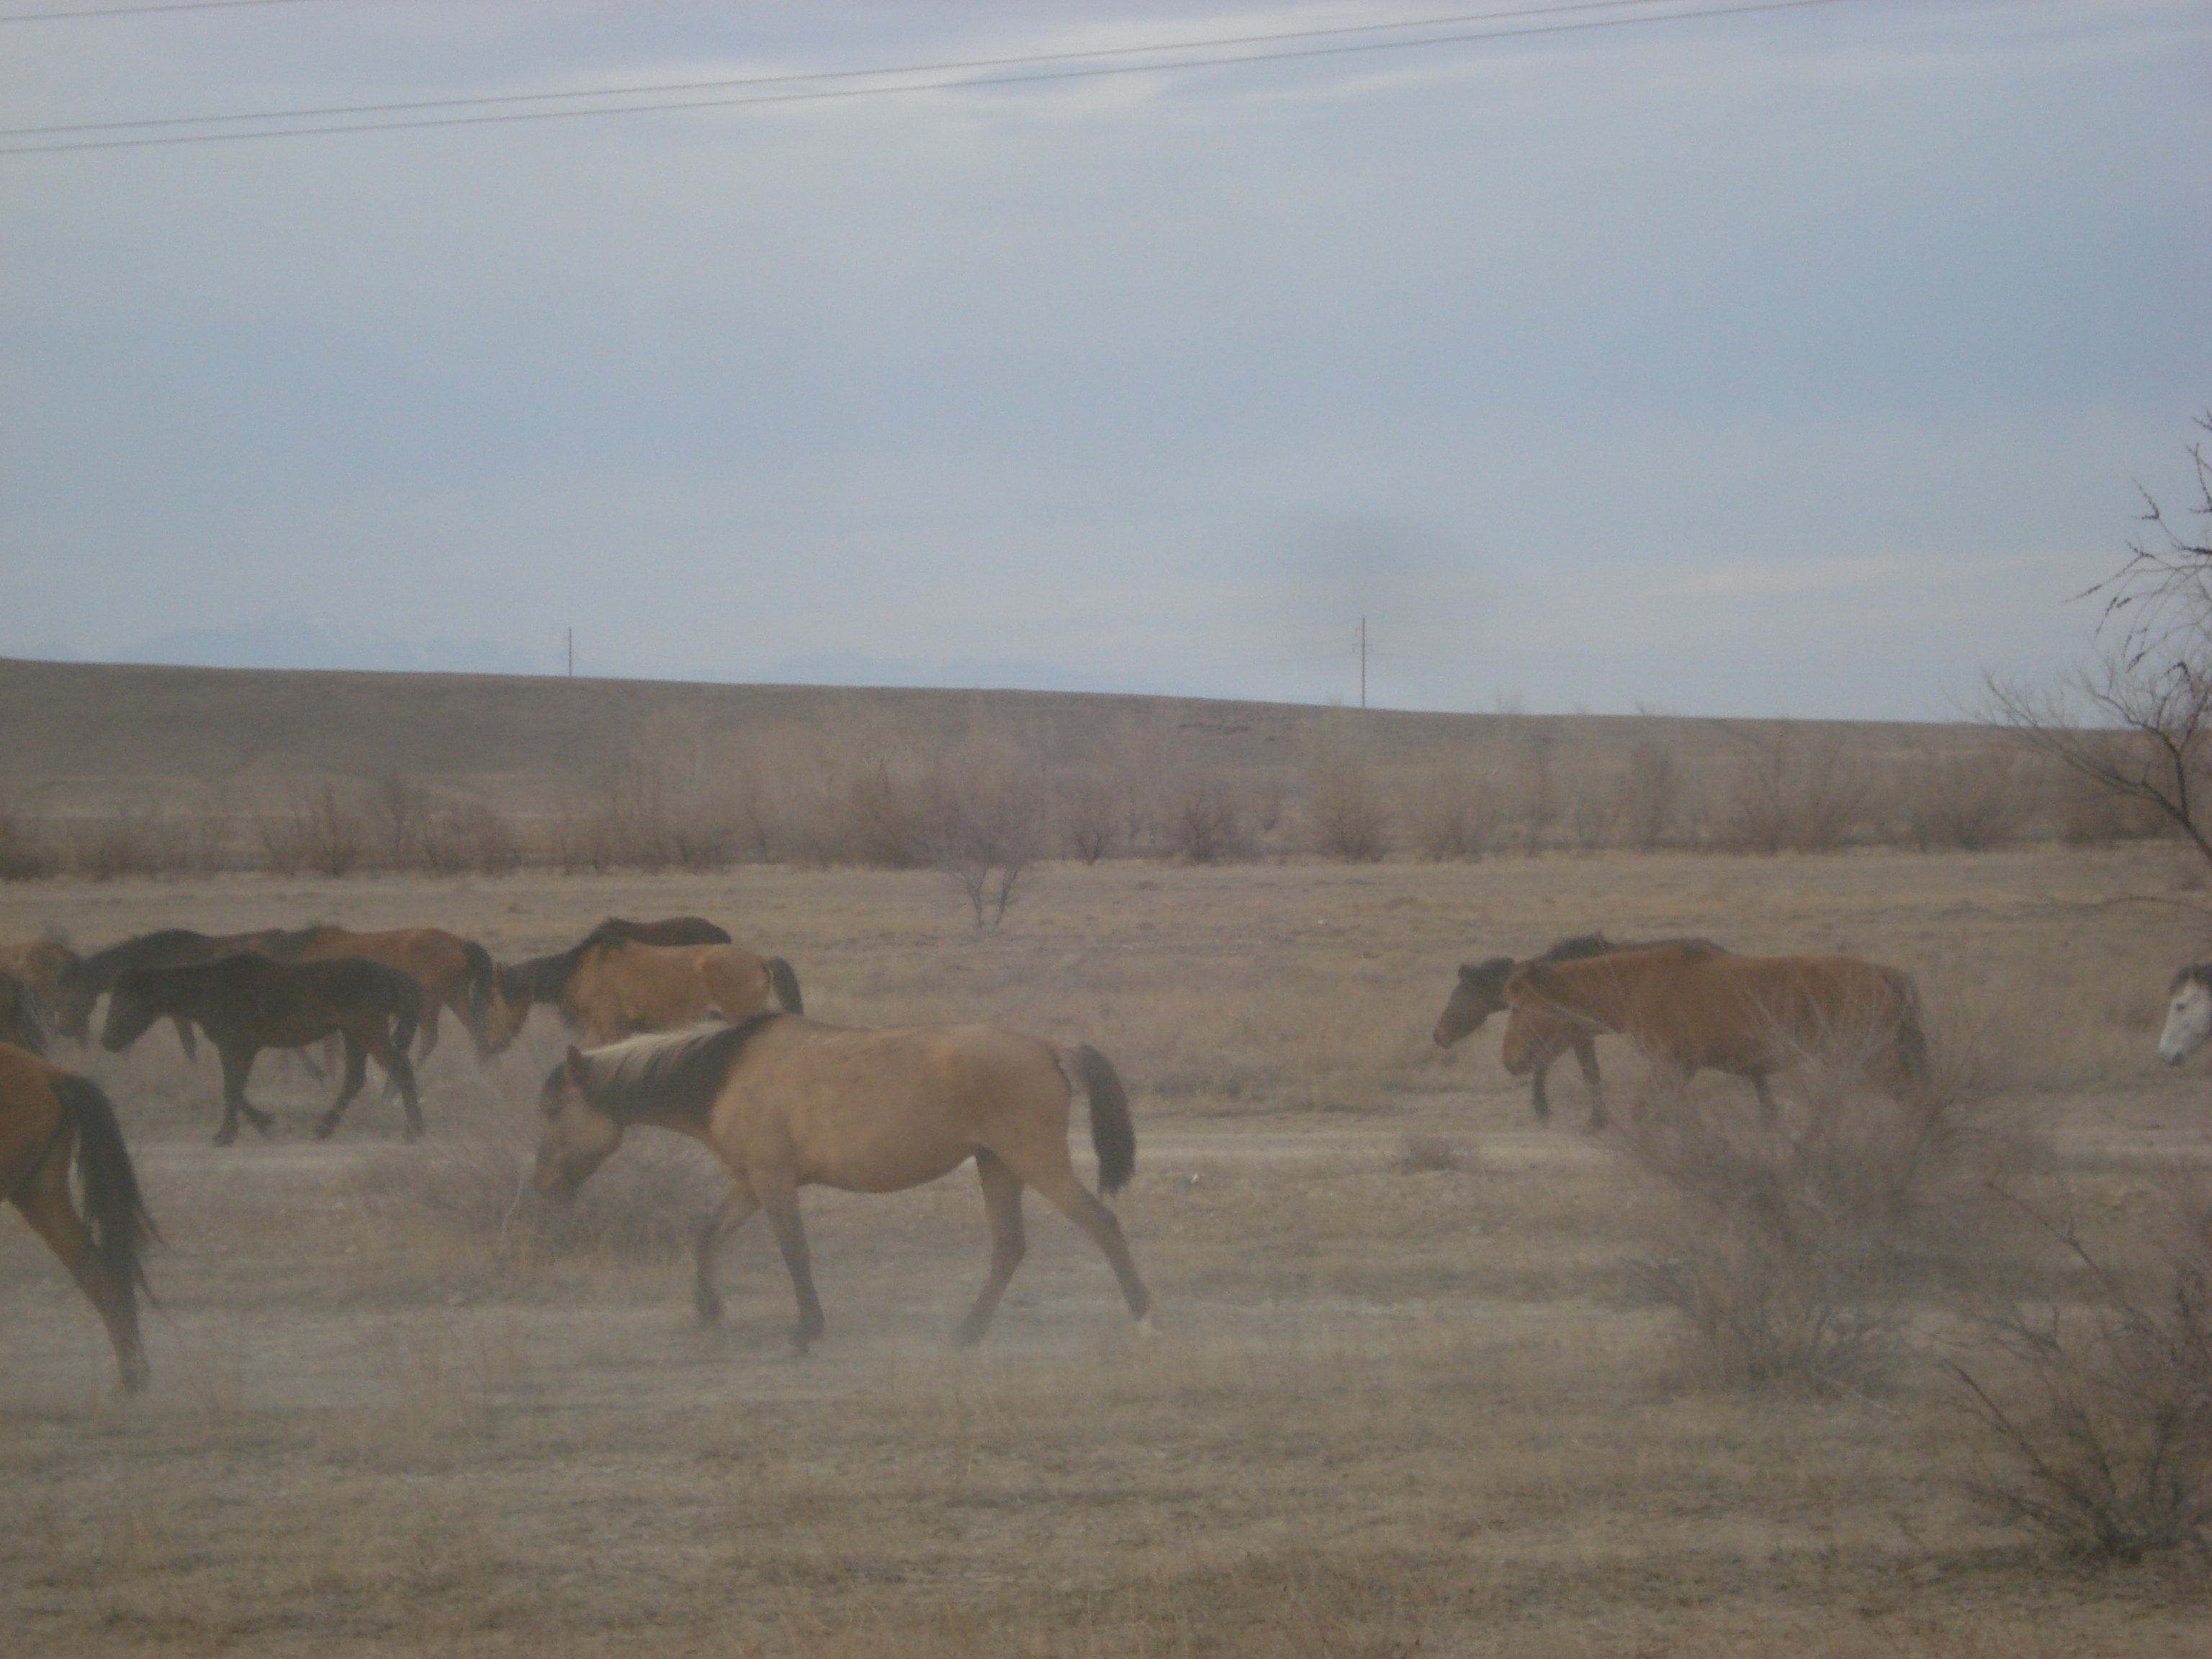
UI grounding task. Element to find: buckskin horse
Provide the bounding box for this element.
[1,1041,156,1391]
[101,955,424,1144]
[534,1016,1152,1354]
[1435,934,1737,1130]
[274,925,497,1061]
[1501,942,1926,1124]
[482,917,734,1052]
[484,925,796,1053]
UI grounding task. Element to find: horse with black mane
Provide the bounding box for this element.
[1501,941,1926,1124]
[101,955,423,1144]
[48,927,310,1057]
[1434,934,1739,1130]
[481,917,764,1052]
[1,1041,156,1391]
[271,924,498,1061]
[535,1015,1151,1354]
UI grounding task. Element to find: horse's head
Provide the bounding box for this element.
[1434,958,1514,1047]
[478,963,537,1056]
[534,1047,624,1198]
[98,968,164,1053]
[2159,964,2212,1066]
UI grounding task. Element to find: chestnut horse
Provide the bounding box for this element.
[482,917,734,1052]
[1,1042,156,1391]
[102,956,423,1144]
[535,1017,1151,1354]
[1502,943,1925,1123]
[1434,934,1740,1130]
[554,938,803,1047]
[276,925,496,1061]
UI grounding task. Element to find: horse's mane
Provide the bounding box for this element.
[2170,961,2212,994]
[569,1015,781,1125]
[1540,933,1616,962]
[73,929,212,987]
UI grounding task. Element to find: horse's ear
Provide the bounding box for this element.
[564,1046,588,1085]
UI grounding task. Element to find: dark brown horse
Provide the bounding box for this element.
[1501,943,1925,1123]
[1434,934,1733,1130]
[1,1041,156,1391]
[101,956,423,1144]
[48,927,309,1057]
[482,917,739,1052]
[535,1017,1151,1354]
[274,925,497,1060]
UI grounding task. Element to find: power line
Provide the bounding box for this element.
[0,0,320,22]
[1,0,1861,156]
[0,1,1714,136]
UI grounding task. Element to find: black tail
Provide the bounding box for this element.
[461,940,495,1046]
[767,956,804,1016]
[54,1074,156,1304]
[1066,1043,1136,1197]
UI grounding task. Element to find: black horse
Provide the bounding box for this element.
[49,927,315,1054]
[101,955,423,1145]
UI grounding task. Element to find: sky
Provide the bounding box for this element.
[1,0,2207,719]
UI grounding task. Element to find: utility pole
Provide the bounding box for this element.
[565,629,574,678]
[1358,616,1367,710]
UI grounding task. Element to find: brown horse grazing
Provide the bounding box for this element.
[274,925,497,1061]
[1435,934,1736,1130]
[102,956,423,1144]
[534,1017,1152,1354]
[480,917,735,1053]
[1,1042,156,1391]
[48,927,307,1058]
[1501,943,1925,1123]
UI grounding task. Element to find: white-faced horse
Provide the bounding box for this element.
[2157,963,2212,1065]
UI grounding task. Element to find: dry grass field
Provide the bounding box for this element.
[6,846,2212,1657]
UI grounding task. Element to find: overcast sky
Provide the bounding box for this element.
[3,0,2207,718]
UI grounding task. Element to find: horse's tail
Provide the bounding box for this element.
[55,1074,156,1303]
[766,956,804,1016]
[461,940,495,1044]
[1064,1043,1136,1197]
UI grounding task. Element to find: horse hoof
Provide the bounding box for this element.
[693,1292,722,1325]
[312,1120,336,1142]
[213,1128,238,1147]
[403,1127,423,1144]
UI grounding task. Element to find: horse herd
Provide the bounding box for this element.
[6,910,2211,1398]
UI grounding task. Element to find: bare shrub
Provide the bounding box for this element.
[71,806,192,880]
[1405,763,1488,860]
[919,738,1046,927]
[1305,722,1391,862]
[1624,1086,1958,1391]
[260,784,365,878]
[1166,778,1248,865]
[1893,750,2036,851]
[1948,1194,2212,1560]
[367,770,431,868]
[1057,773,1121,865]
[1616,734,1680,850]
[0,798,53,881]
[1564,781,1618,852]
[418,800,523,876]
[1717,721,1870,853]
[2050,742,2176,845]
[358,1125,727,1267]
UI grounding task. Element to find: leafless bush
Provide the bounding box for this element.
[358,1125,728,1267]
[71,806,192,880]
[1949,1194,2212,1560]
[417,800,523,876]
[367,770,431,868]
[2048,742,2176,845]
[1615,734,1681,850]
[0,798,54,881]
[1624,1085,1959,1392]
[1717,721,1871,853]
[260,783,365,878]
[1305,734,1390,863]
[1057,773,1121,865]
[1166,778,1249,865]
[919,739,1046,927]
[1405,764,1489,860]
[1890,750,2036,851]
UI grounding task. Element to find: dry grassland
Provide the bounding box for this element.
[5,847,2212,1656]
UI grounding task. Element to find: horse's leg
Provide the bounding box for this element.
[954,1150,1028,1348]
[1573,1034,1606,1131]
[415,1002,442,1064]
[1010,1156,1151,1330]
[315,1033,369,1140]
[12,1174,148,1393]
[382,1025,423,1141]
[1527,1056,1552,1123]
[171,1016,198,1065]
[756,1174,824,1354]
[693,1182,760,1324]
[216,1043,271,1144]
